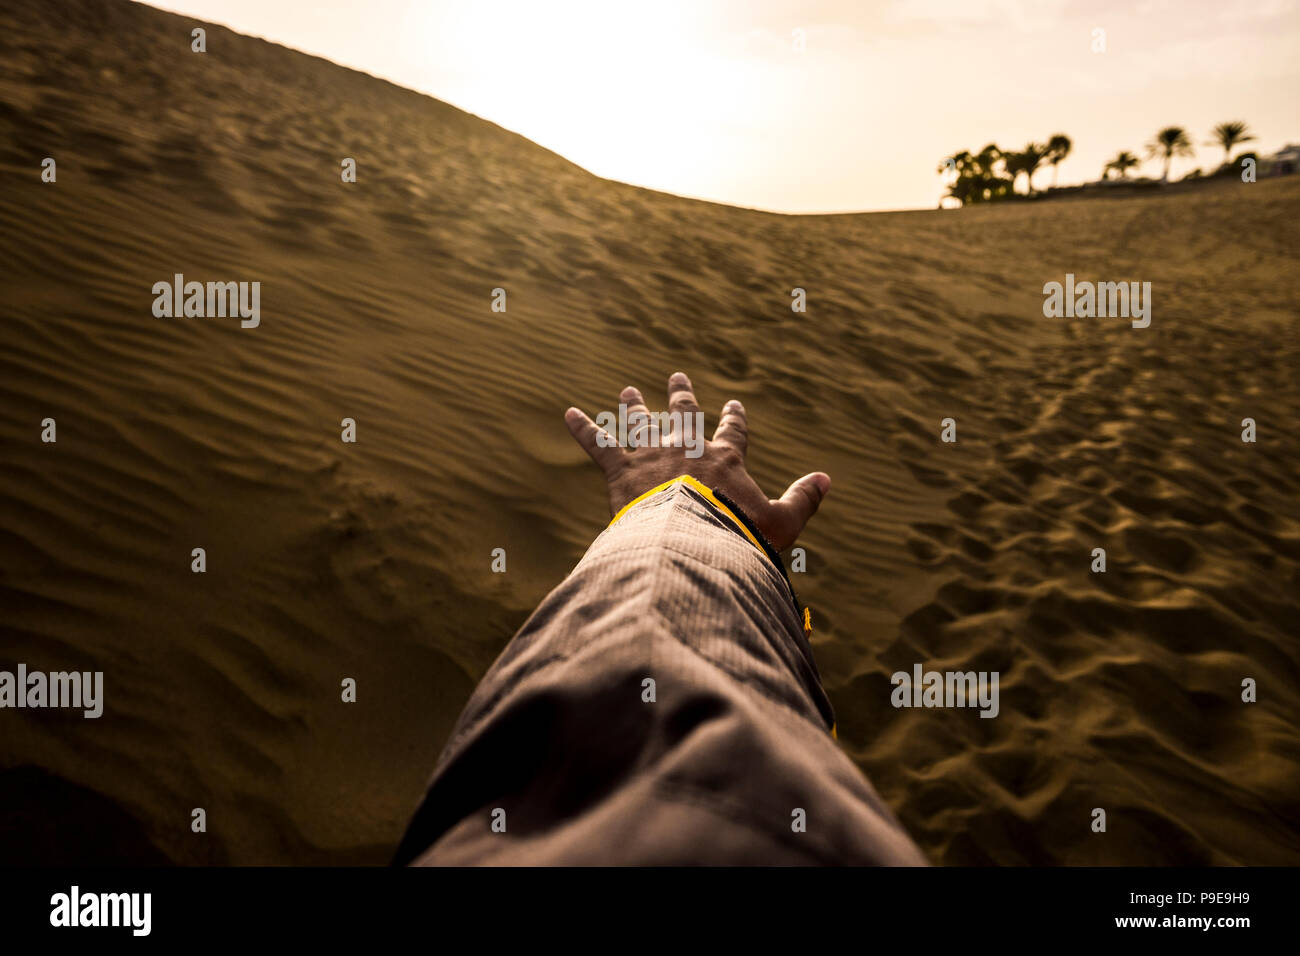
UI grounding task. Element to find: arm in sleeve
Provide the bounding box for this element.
[393,475,927,865]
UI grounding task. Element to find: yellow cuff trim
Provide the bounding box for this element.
[608,474,767,557]
[611,475,834,739]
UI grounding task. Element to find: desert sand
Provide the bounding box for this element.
[1,0,1298,865]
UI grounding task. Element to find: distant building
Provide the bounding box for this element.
[1269,144,1300,176]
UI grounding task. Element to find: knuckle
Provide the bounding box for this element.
[716,445,743,468]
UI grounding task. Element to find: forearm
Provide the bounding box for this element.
[394,475,926,865]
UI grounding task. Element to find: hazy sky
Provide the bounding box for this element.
[150,0,1300,213]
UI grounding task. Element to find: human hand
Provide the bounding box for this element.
[564,372,830,552]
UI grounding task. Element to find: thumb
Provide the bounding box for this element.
[771,472,830,544]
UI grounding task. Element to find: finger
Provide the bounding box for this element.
[565,406,624,473]
[770,472,831,540]
[666,371,701,422]
[712,399,748,455]
[620,385,654,448]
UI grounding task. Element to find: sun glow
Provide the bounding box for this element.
[402,1,752,191]
[153,0,1300,212]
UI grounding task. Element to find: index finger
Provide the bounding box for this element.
[667,371,701,419]
[621,385,655,447]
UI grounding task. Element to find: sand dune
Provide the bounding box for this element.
[2,0,1298,864]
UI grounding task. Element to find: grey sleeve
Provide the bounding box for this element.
[393,477,927,865]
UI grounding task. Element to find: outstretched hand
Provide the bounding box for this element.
[564,372,830,552]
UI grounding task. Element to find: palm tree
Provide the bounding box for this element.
[1208,120,1256,166]
[938,151,972,200]
[1019,142,1048,194]
[937,151,970,178]
[1003,144,1047,195]
[1003,150,1029,193]
[1146,126,1194,182]
[939,145,1013,204]
[1046,133,1072,187]
[974,143,1012,200]
[1104,151,1140,179]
